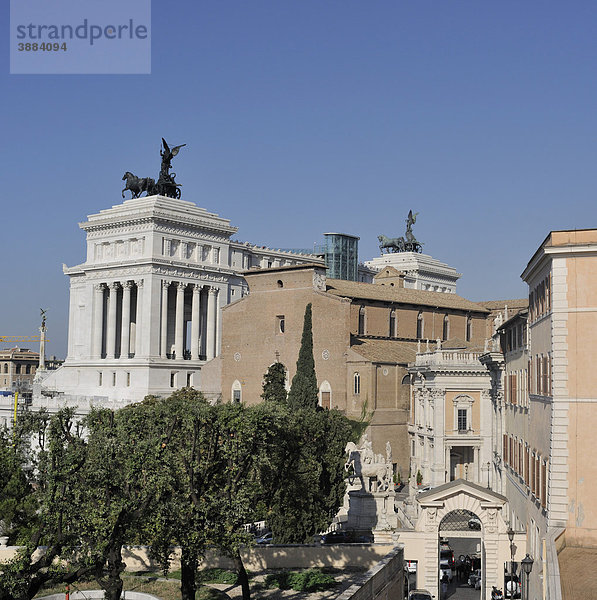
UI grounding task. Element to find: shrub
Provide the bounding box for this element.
[197,568,239,584]
[265,569,337,592]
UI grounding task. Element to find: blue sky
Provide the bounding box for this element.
[2,1,597,358]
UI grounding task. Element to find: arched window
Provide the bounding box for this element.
[358,306,366,335]
[389,310,396,337]
[232,380,242,403]
[353,372,361,395]
[25,365,31,374]
[416,312,424,339]
[15,364,21,374]
[466,316,472,342]
[443,315,449,341]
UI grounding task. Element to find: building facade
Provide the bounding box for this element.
[38,195,322,404]
[219,263,489,474]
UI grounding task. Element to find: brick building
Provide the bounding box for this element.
[219,263,489,475]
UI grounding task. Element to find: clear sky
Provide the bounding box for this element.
[2,1,597,358]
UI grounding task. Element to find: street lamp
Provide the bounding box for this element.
[486,461,491,489]
[521,554,534,600]
[507,527,515,599]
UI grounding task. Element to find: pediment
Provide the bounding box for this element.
[416,478,507,508]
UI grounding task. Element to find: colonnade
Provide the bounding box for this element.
[93,280,144,360]
[92,279,220,361]
[159,280,219,361]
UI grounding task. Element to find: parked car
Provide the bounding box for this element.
[417,485,433,494]
[504,574,521,599]
[405,560,418,573]
[468,569,482,589]
[255,532,273,545]
[468,516,482,530]
[408,589,434,600]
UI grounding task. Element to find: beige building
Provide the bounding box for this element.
[0,347,39,392]
[219,263,489,474]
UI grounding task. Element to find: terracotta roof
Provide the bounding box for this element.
[349,338,418,364]
[441,338,485,351]
[479,298,528,310]
[326,279,489,313]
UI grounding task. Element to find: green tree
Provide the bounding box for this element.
[287,303,318,410]
[265,408,352,543]
[209,402,284,600]
[76,403,171,600]
[0,409,92,600]
[142,389,219,600]
[261,362,288,403]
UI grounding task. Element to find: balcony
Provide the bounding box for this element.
[413,350,483,368]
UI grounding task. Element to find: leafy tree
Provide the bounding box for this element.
[261,362,288,404]
[75,403,171,600]
[0,409,92,600]
[209,402,284,600]
[265,408,352,543]
[287,303,318,410]
[142,389,219,600]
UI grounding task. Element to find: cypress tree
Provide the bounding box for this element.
[287,303,319,410]
[261,362,288,404]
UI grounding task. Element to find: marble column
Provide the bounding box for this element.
[191,284,201,359]
[133,279,143,357]
[106,282,119,359]
[160,280,169,358]
[474,446,480,483]
[120,281,132,358]
[92,283,105,359]
[445,445,452,482]
[206,287,218,360]
[214,286,221,357]
[174,282,186,360]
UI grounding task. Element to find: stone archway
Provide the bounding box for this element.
[412,479,511,599]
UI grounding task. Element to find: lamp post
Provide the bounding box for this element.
[507,527,515,599]
[486,461,491,489]
[521,554,534,600]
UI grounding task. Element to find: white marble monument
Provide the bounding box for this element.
[37,195,321,408]
[365,252,461,293]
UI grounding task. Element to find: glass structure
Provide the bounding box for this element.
[323,233,359,281]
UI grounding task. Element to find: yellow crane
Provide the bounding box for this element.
[1,334,50,428]
[0,335,48,343]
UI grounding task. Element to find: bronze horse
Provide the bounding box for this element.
[122,172,155,199]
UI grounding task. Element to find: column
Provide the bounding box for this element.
[106,282,119,359]
[133,279,143,357]
[191,284,201,359]
[120,281,132,359]
[160,280,169,358]
[215,286,221,357]
[474,446,480,483]
[92,283,105,359]
[445,445,452,482]
[174,282,186,360]
[206,287,217,360]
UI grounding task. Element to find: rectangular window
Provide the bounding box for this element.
[126,372,131,387]
[541,461,547,508]
[187,372,192,387]
[457,409,467,432]
[321,391,331,410]
[233,389,241,403]
[99,372,103,386]
[112,372,116,386]
[213,247,220,264]
[170,372,176,388]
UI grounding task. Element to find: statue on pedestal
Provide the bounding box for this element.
[377,209,423,253]
[122,138,186,199]
[345,435,393,492]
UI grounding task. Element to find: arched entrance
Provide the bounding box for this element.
[408,479,512,600]
[438,509,483,599]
